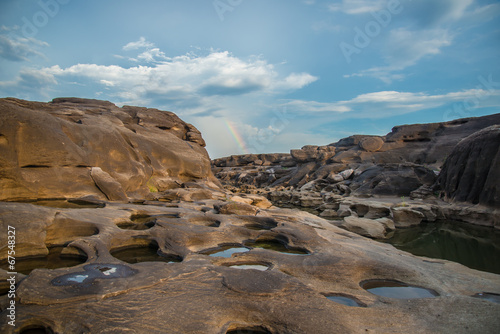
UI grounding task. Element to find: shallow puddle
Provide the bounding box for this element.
[111,243,181,264]
[245,240,309,255]
[206,246,250,258]
[473,292,500,304]
[362,280,438,299]
[52,263,138,286]
[326,295,363,307]
[0,246,88,275]
[228,264,269,271]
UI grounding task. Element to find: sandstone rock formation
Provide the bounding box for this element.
[0,97,218,202]
[1,99,499,333]
[1,200,499,333]
[213,114,500,230]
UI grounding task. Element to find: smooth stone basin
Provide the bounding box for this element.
[362,280,439,299]
[111,244,181,264]
[245,240,310,255]
[326,295,363,307]
[52,263,137,286]
[228,264,269,271]
[0,246,88,275]
[117,214,157,230]
[474,292,500,304]
[206,246,250,258]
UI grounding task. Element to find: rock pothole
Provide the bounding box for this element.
[110,241,182,264]
[361,279,439,299]
[0,246,88,275]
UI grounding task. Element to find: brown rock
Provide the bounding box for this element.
[358,136,384,152]
[0,97,216,201]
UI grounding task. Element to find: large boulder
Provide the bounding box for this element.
[0,97,217,201]
[437,125,500,207]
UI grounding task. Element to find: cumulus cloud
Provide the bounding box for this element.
[0,28,48,62]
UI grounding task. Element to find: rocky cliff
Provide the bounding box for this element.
[0,97,218,201]
[437,125,500,208]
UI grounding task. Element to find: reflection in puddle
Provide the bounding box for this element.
[474,292,500,304]
[383,221,500,274]
[52,263,138,286]
[228,264,269,271]
[66,274,89,283]
[362,280,438,299]
[326,295,363,307]
[245,240,309,255]
[206,246,250,258]
[0,247,88,275]
[111,244,181,264]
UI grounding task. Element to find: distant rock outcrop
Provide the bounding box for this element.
[213,113,500,229]
[0,97,218,201]
[437,125,500,208]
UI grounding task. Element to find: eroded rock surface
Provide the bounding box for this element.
[0,97,218,201]
[1,200,499,333]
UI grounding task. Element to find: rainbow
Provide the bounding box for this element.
[224,120,250,154]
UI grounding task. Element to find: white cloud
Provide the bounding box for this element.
[0,29,48,62]
[285,88,500,118]
[34,50,316,106]
[122,37,154,51]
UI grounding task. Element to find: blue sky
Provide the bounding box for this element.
[1,0,499,158]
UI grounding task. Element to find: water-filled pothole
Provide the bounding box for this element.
[0,246,88,275]
[361,280,438,299]
[204,245,251,258]
[19,326,54,334]
[473,292,500,304]
[30,199,105,209]
[111,242,181,264]
[227,263,270,271]
[51,263,138,286]
[226,327,271,334]
[325,295,364,307]
[244,240,310,255]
